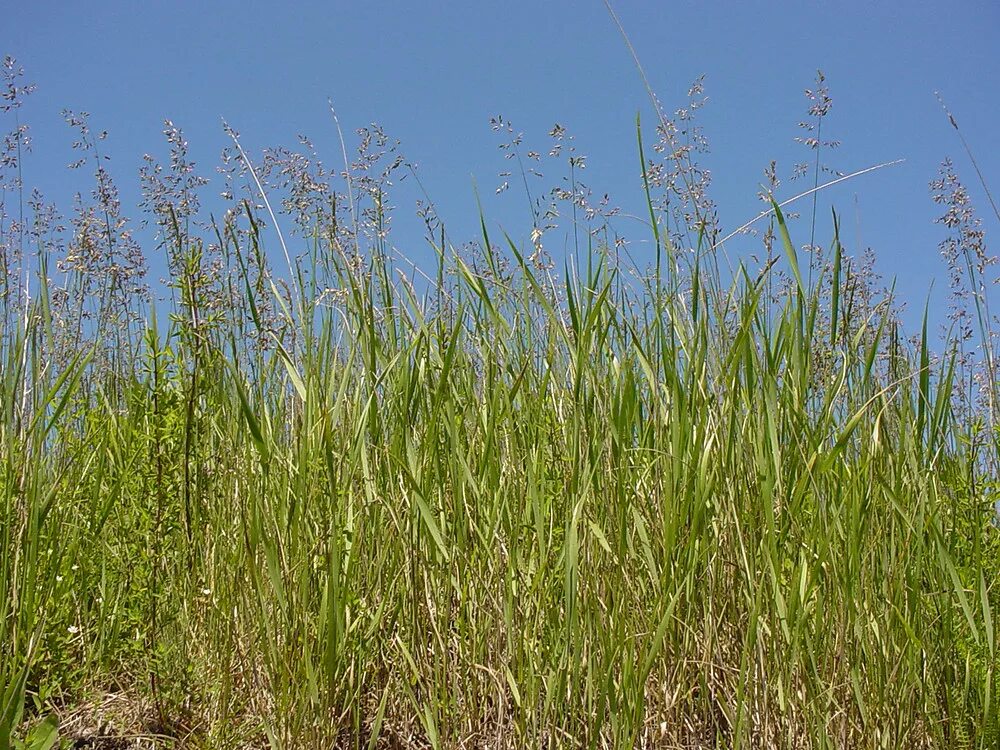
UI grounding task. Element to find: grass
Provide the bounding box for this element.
[1,58,1000,749]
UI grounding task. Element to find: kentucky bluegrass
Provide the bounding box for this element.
[1,54,999,748]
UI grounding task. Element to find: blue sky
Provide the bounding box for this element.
[3,0,998,329]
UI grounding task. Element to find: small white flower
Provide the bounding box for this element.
[55,576,63,583]
[67,625,79,634]
[201,588,212,596]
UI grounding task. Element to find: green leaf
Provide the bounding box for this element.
[24,714,58,750]
[770,198,805,297]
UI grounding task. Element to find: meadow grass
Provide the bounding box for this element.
[1,60,1000,749]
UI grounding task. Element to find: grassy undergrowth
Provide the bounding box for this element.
[2,62,1000,750]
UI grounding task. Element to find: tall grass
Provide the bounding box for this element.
[1,59,999,749]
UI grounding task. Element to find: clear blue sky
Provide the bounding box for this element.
[3,0,998,328]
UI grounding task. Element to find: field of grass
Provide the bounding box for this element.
[2,55,1000,748]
